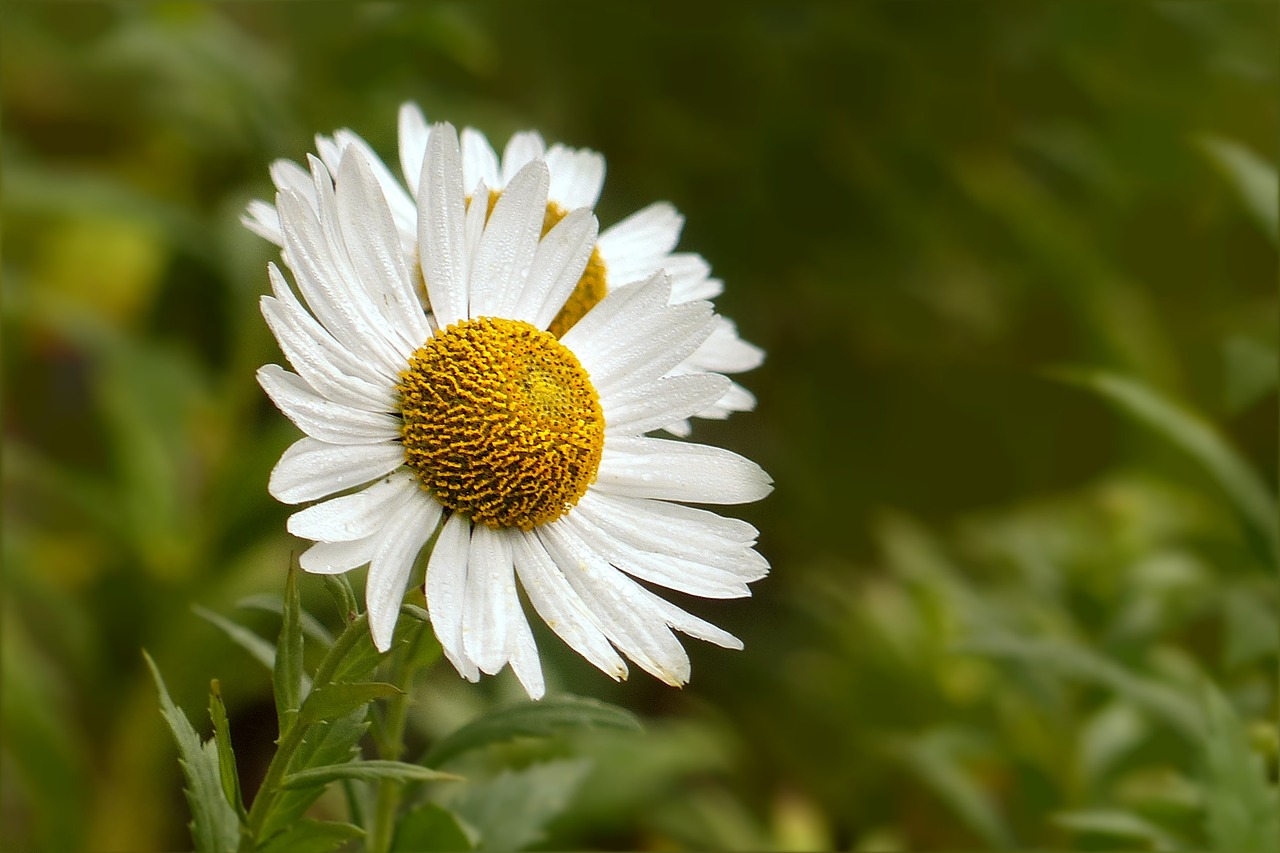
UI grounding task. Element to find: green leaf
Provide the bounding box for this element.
[450,759,592,852]
[900,729,1015,850]
[393,803,474,852]
[208,681,245,819]
[323,573,359,622]
[274,565,305,733]
[237,593,333,645]
[1223,335,1279,415]
[256,819,363,853]
[143,652,240,853]
[193,605,277,672]
[1198,136,1278,244]
[281,760,458,789]
[961,635,1203,739]
[300,682,403,724]
[259,709,371,842]
[1053,809,1182,850]
[425,695,642,767]
[1202,683,1280,853]
[1049,369,1279,565]
[1222,589,1280,669]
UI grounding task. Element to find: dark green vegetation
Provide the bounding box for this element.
[2,2,1275,850]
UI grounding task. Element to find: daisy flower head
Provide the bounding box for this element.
[253,121,772,698]
[244,103,763,436]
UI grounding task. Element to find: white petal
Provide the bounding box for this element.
[512,532,627,680]
[461,524,516,674]
[505,588,546,699]
[287,470,420,542]
[258,365,401,445]
[367,495,441,651]
[331,129,418,239]
[501,131,546,184]
[242,200,283,246]
[398,103,431,197]
[469,160,549,318]
[538,522,691,686]
[461,127,502,194]
[664,253,723,303]
[269,437,405,504]
[578,490,760,551]
[545,144,605,209]
[427,513,479,680]
[595,436,773,504]
[270,158,316,201]
[603,373,730,436]
[689,317,764,374]
[518,207,598,329]
[643,592,744,650]
[596,202,684,286]
[300,536,378,575]
[417,123,470,328]
[335,148,431,348]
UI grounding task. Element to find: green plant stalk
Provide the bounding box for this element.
[368,617,427,853]
[243,614,371,846]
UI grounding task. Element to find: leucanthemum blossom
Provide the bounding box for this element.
[244,103,762,436]
[253,122,771,698]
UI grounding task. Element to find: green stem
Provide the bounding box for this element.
[368,615,425,853]
[243,614,370,845]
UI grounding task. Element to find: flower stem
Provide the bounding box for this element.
[368,614,425,853]
[243,614,370,846]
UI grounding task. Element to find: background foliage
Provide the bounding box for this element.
[2,1,1276,850]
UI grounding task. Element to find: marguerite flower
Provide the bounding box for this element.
[244,104,762,436]
[254,122,771,698]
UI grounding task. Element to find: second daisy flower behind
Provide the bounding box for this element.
[258,123,771,698]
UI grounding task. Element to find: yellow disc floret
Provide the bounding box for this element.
[397,317,604,530]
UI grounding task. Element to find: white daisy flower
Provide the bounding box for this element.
[243,103,762,436]
[253,122,772,699]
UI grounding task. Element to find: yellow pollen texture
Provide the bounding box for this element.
[397,317,604,530]
[468,192,609,339]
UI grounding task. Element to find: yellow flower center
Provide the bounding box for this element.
[396,316,604,530]
[470,191,608,338]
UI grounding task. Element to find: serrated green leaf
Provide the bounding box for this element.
[257,819,363,853]
[451,759,592,852]
[281,759,458,789]
[300,682,403,724]
[962,635,1202,738]
[1202,683,1280,853]
[393,803,474,852]
[275,565,305,731]
[425,696,642,767]
[1049,369,1279,565]
[237,593,333,645]
[259,709,371,842]
[143,652,240,853]
[208,681,245,820]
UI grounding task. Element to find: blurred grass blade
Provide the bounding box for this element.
[1053,809,1182,850]
[208,681,246,821]
[193,605,276,671]
[901,730,1015,850]
[1198,136,1278,244]
[1202,683,1280,852]
[424,696,642,767]
[281,760,458,789]
[392,803,474,852]
[257,819,363,853]
[962,635,1203,738]
[451,759,592,853]
[237,593,333,645]
[274,565,305,734]
[1050,369,1279,566]
[143,652,240,853]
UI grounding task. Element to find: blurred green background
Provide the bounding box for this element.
[2,1,1276,851]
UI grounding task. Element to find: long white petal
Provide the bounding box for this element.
[501,131,546,184]
[518,208,598,330]
[545,144,605,209]
[512,532,627,680]
[330,129,418,239]
[505,586,546,699]
[367,495,441,651]
[596,202,684,286]
[242,200,283,246]
[258,365,400,445]
[269,437,405,504]
[461,127,501,194]
[418,123,470,328]
[577,490,761,554]
[595,436,773,504]
[287,470,420,542]
[300,536,378,575]
[461,524,515,674]
[426,513,479,680]
[689,316,764,374]
[603,373,730,436]
[398,103,431,198]
[664,253,723,303]
[469,160,549,318]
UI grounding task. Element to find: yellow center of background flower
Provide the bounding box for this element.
[473,191,608,337]
[397,316,604,530]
